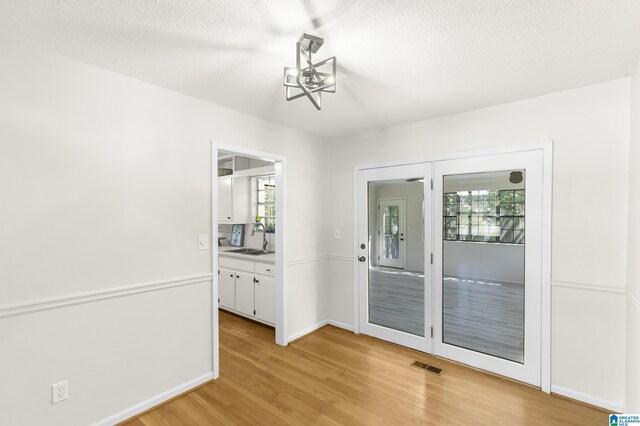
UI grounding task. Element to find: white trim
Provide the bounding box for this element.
[275,159,288,347]
[628,287,640,311]
[552,279,627,295]
[287,320,328,342]
[328,254,353,262]
[353,167,361,334]
[211,141,220,380]
[551,385,623,413]
[540,142,553,394]
[353,142,553,172]
[288,255,327,266]
[93,372,214,426]
[0,274,213,320]
[287,319,355,342]
[327,319,355,332]
[287,254,353,266]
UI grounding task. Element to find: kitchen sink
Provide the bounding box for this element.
[226,248,274,255]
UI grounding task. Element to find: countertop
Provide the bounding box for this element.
[219,246,275,263]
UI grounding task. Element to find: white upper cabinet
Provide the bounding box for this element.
[218,176,233,223]
[218,176,252,224]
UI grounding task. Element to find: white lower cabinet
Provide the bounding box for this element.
[235,273,255,317]
[254,274,275,324]
[218,256,275,325]
[219,268,236,310]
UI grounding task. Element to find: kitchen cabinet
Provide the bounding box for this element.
[219,267,236,309]
[218,176,252,224]
[218,255,275,326]
[254,274,275,324]
[235,273,255,317]
[218,177,233,222]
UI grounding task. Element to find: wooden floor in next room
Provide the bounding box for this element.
[124,310,607,425]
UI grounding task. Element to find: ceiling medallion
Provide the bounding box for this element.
[283,33,336,110]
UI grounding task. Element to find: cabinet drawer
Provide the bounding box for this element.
[219,256,254,272]
[254,262,275,276]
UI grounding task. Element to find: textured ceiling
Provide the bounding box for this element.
[1,1,640,139]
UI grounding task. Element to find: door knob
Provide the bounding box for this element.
[358,256,366,262]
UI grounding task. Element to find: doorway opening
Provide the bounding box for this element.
[212,143,287,379]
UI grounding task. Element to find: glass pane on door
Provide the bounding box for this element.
[382,203,400,261]
[442,170,525,363]
[368,179,424,336]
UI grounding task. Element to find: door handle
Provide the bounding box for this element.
[358,256,366,262]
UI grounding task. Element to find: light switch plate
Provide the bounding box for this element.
[198,234,209,250]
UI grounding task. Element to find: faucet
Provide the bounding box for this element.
[253,222,269,254]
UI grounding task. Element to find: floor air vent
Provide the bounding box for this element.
[411,361,442,375]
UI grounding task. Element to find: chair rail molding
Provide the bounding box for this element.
[0,273,213,319]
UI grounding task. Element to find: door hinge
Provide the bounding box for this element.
[218,298,220,303]
[378,256,380,260]
[430,179,433,190]
[377,230,380,235]
[430,327,433,338]
[430,253,433,264]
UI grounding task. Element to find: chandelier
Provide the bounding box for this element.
[283,33,336,110]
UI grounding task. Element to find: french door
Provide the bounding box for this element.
[357,163,432,352]
[433,150,543,386]
[357,149,546,387]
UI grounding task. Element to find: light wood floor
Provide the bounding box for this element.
[124,311,606,425]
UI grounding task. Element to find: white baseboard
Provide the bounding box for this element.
[287,319,355,343]
[551,385,623,413]
[327,319,354,332]
[287,320,329,343]
[93,372,214,426]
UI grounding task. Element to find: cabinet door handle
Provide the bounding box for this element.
[229,274,234,277]
[266,268,271,272]
[255,279,259,284]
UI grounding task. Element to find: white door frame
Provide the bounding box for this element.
[352,142,552,393]
[377,198,406,269]
[212,142,288,380]
[356,163,433,353]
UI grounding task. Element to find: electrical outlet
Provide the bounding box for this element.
[51,381,68,404]
[334,228,341,239]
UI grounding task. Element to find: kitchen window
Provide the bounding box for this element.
[256,175,276,233]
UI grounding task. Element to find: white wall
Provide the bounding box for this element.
[626,62,640,413]
[324,78,630,410]
[0,37,326,425]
